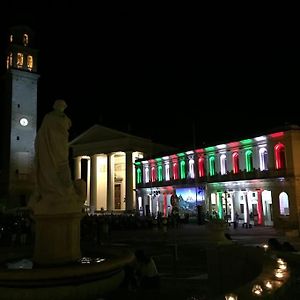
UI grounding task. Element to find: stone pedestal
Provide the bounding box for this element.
[33,213,83,265]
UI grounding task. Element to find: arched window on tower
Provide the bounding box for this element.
[172,161,179,180]
[10,34,13,42]
[23,34,29,46]
[209,156,215,176]
[245,150,253,172]
[274,143,286,169]
[151,166,156,182]
[157,165,163,181]
[17,53,24,68]
[279,192,289,216]
[220,154,227,175]
[198,156,205,177]
[232,152,239,174]
[27,55,33,71]
[259,148,268,171]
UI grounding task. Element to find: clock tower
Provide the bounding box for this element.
[0,25,39,207]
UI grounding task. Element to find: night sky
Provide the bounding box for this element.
[1,2,300,150]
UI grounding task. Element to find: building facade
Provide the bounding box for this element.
[135,126,300,232]
[0,26,39,207]
[70,125,176,213]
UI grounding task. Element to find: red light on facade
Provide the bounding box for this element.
[228,142,240,148]
[270,132,284,138]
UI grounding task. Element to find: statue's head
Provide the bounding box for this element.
[53,99,67,112]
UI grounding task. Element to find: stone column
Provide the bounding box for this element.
[90,154,98,213]
[74,156,81,180]
[107,153,115,211]
[125,151,134,211]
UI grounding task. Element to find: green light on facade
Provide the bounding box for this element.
[217,192,223,219]
[137,168,142,184]
[180,160,186,179]
[209,156,215,176]
[240,139,253,145]
[205,146,215,152]
[155,158,162,162]
[245,150,253,172]
[177,152,185,157]
[157,165,163,181]
[135,162,141,166]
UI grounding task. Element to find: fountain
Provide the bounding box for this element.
[0,100,134,300]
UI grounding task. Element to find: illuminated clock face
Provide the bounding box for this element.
[20,117,28,126]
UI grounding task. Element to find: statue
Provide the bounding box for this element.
[28,99,86,215]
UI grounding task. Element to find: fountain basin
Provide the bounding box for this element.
[0,246,134,300]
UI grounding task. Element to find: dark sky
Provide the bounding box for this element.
[1,2,300,150]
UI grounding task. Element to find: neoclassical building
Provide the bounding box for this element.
[70,125,176,213]
[135,125,300,231]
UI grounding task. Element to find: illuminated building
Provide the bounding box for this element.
[135,127,300,231]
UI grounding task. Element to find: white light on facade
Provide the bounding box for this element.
[252,284,263,295]
[216,144,226,149]
[254,136,266,142]
[224,293,238,300]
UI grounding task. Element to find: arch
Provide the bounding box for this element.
[144,167,149,183]
[232,152,239,174]
[188,158,195,178]
[157,165,163,181]
[209,156,215,176]
[259,147,268,171]
[279,192,289,216]
[151,166,156,182]
[274,143,286,169]
[245,149,253,172]
[198,156,205,177]
[220,154,227,175]
[136,168,142,184]
[173,162,179,180]
[165,163,170,181]
[180,160,186,179]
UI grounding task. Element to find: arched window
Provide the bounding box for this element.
[144,167,149,183]
[180,160,186,179]
[209,156,215,176]
[198,156,205,177]
[220,154,227,175]
[173,162,179,180]
[232,152,239,174]
[157,165,163,181]
[279,192,289,216]
[259,148,268,171]
[165,163,170,181]
[23,34,29,46]
[17,53,23,68]
[188,158,195,178]
[151,166,156,182]
[27,55,33,71]
[136,168,142,184]
[245,150,253,172]
[274,143,286,169]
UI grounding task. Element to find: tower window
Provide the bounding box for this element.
[23,34,29,46]
[6,56,9,69]
[10,34,13,42]
[17,53,24,68]
[27,55,33,71]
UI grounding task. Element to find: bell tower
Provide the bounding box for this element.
[0,25,39,207]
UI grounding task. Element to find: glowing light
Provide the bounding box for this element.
[209,156,215,176]
[157,165,163,181]
[198,156,205,177]
[232,152,239,174]
[277,258,284,264]
[162,156,169,160]
[240,139,252,145]
[254,136,266,142]
[188,158,195,178]
[264,280,273,290]
[220,154,227,175]
[17,52,24,68]
[259,148,268,171]
[27,55,33,71]
[180,160,186,179]
[274,143,285,169]
[195,148,204,153]
[205,146,215,152]
[270,132,284,138]
[278,263,287,270]
[216,144,226,149]
[252,284,263,295]
[186,150,194,155]
[177,152,185,157]
[245,150,253,172]
[274,269,284,278]
[228,141,240,147]
[136,168,142,184]
[262,244,269,251]
[224,293,238,300]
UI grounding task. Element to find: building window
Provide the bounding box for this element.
[188,158,195,179]
[136,168,142,184]
[172,161,179,180]
[259,148,268,171]
[144,167,149,183]
[274,143,286,169]
[23,34,29,46]
[220,154,227,175]
[27,55,33,71]
[17,53,24,68]
[157,165,163,181]
[245,149,253,172]
[6,56,9,69]
[279,192,289,216]
[232,152,239,174]
[151,166,156,182]
[165,163,170,181]
[180,160,186,179]
[209,156,215,176]
[198,156,205,177]
[10,34,13,42]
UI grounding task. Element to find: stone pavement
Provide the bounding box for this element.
[100,223,300,300]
